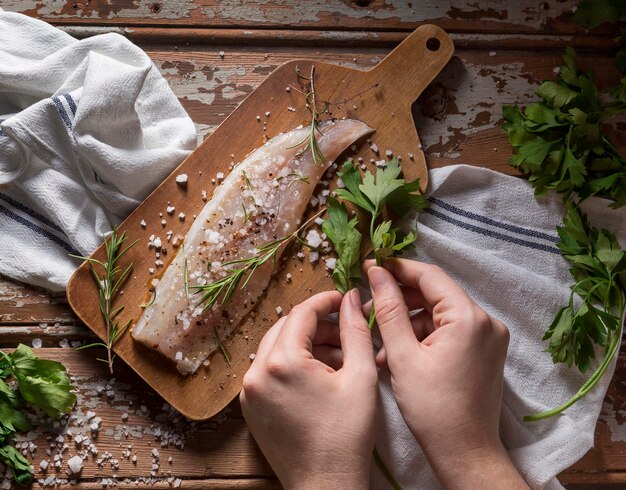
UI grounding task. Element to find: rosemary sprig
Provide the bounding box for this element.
[286,65,328,166]
[70,227,138,374]
[214,326,232,366]
[191,209,326,311]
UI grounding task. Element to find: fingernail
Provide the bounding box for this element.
[368,267,387,292]
[350,288,361,307]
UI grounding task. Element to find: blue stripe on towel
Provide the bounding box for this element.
[426,207,561,255]
[63,93,77,116]
[430,197,559,243]
[0,202,80,255]
[52,96,72,130]
[0,192,66,234]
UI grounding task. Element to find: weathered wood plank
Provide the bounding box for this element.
[0,0,595,35]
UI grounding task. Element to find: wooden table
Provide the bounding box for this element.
[1,1,625,488]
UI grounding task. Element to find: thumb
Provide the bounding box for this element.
[339,289,376,375]
[368,266,420,371]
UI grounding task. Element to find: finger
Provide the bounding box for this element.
[252,316,287,364]
[362,286,428,315]
[377,258,474,313]
[375,346,387,368]
[312,345,343,371]
[313,320,341,347]
[274,290,343,354]
[368,266,420,369]
[338,288,376,375]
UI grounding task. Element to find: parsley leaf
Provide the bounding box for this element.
[322,197,362,294]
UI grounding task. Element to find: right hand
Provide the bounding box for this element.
[366,259,528,489]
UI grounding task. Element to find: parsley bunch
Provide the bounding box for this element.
[0,345,76,485]
[502,45,626,420]
[323,158,427,325]
[503,47,626,206]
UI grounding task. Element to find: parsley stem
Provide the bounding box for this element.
[373,446,403,490]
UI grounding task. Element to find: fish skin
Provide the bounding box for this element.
[132,119,373,374]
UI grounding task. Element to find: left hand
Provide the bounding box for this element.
[239,289,378,490]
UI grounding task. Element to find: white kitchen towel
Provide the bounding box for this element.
[0,9,196,292]
[371,164,626,490]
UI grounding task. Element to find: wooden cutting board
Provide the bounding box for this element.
[67,24,453,420]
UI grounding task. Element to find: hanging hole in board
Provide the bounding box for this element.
[426,38,441,52]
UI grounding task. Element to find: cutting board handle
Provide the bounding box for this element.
[367,24,454,103]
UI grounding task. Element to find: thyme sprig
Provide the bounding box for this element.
[71,227,138,374]
[191,208,327,311]
[286,65,328,166]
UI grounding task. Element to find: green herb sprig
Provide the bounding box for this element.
[324,158,427,327]
[286,65,328,166]
[525,205,626,421]
[502,46,626,419]
[0,345,76,486]
[71,227,138,374]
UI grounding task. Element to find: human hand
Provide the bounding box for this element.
[366,259,528,489]
[240,289,378,490]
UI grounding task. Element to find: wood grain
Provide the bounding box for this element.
[65,25,454,421]
[0,0,591,34]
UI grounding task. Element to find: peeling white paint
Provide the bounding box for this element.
[414,58,540,159]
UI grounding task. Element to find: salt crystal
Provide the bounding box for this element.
[56,435,65,444]
[161,219,167,227]
[309,251,319,263]
[175,174,188,186]
[151,448,160,458]
[174,479,182,488]
[67,455,83,474]
[408,153,414,160]
[175,352,183,361]
[489,51,496,57]
[166,206,175,215]
[370,143,379,154]
[216,172,224,181]
[249,353,256,361]
[256,115,261,121]
[305,230,322,248]
[153,237,162,248]
[59,338,70,348]
[275,306,283,316]
[32,338,42,348]
[40,460,49,471]
[325,258,337,270]
[178,212,185,221]
[285,273,292,282]
[219,50,225,58]
[385,149,393,158]
[265,111,270,117]
[140,219,147,228]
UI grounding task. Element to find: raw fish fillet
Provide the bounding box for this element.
[132,119,373,374]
